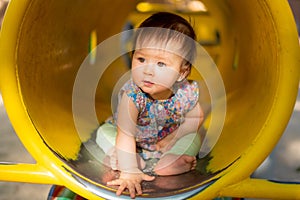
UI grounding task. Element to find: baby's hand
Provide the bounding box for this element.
[107,170,155,198]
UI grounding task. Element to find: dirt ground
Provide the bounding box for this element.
[0,97,51,200]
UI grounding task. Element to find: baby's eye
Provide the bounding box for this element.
[137,57,145,63]
[157,62,166,68]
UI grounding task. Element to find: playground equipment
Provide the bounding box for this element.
[0,0,300,199]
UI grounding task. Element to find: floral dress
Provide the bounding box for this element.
[110,78,199,159]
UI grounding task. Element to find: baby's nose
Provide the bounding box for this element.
[143,64,155,76]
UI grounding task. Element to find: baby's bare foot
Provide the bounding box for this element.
[154,154,197,176]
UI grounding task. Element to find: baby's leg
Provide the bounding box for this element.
[96,123,117,169]
[154,132,201,176]
[96,124,146,170]
[154,154,197,176]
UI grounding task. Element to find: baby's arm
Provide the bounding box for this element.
[107,94,155,198]
[179,102,204,135]
[156,102,204,152]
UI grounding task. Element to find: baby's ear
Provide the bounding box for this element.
[177,63,191,82]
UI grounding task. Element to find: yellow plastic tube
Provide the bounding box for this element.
[0,0,299,199]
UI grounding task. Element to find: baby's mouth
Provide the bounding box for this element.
[143,80,154,87]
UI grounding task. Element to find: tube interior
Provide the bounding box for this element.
[14,0,294,192]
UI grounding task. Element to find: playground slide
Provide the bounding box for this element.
[0,0,299,199]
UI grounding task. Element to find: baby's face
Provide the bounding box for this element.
[131,47,185,100]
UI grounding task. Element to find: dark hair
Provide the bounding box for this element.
[139,12,196,41]
[134,12,197,69]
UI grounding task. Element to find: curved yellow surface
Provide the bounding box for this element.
[0,0,299,199]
